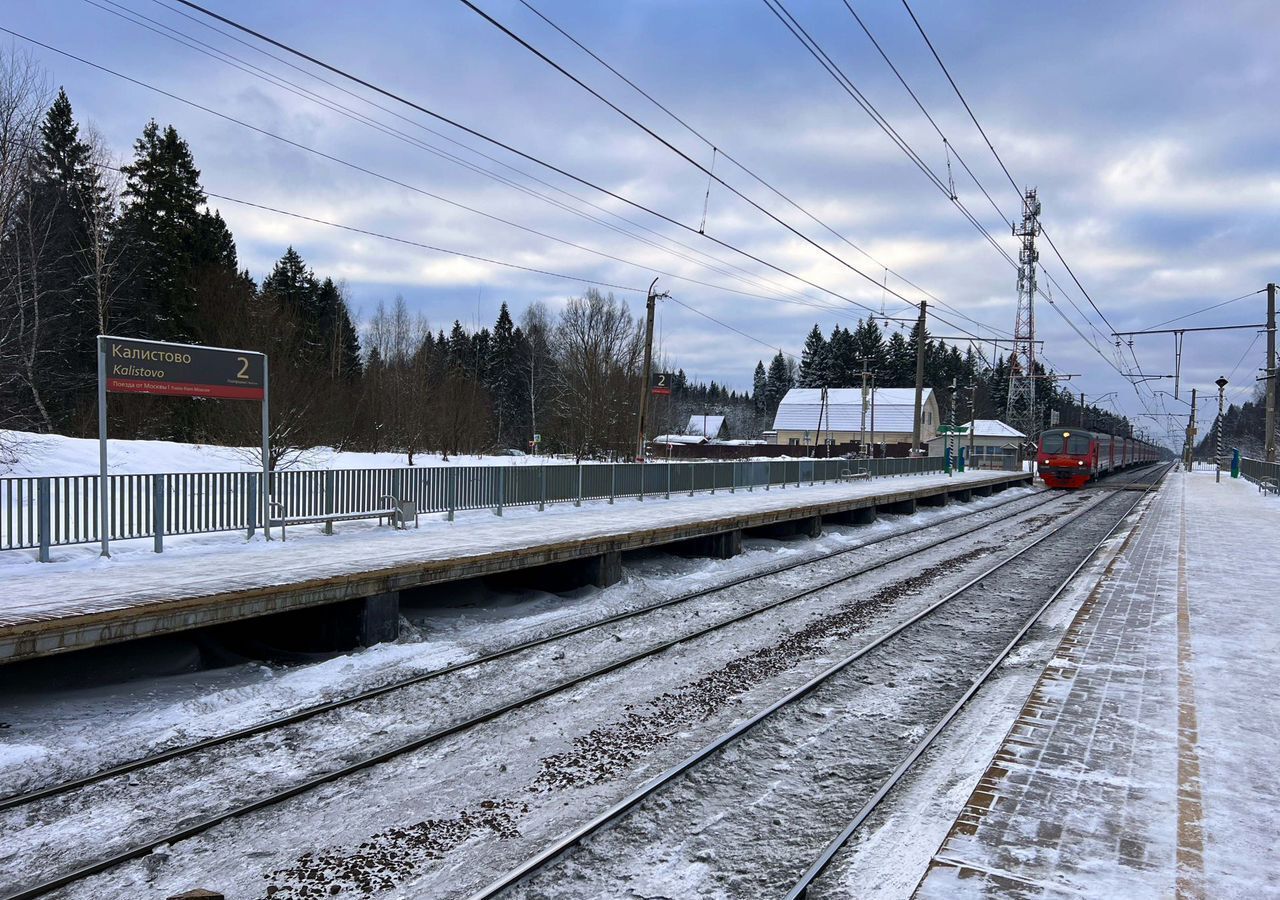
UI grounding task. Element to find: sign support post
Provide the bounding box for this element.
[98,336,110,558]
[262,357,271,539]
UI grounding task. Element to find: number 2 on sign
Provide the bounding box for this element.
[236,356,249,380]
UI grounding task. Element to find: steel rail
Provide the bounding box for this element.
[784,463,1171,899]
[0,478,1047,815]
[463,465,1168,900]
[4,480,1069,900]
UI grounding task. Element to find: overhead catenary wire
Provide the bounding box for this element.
[830,0,1133,384]
[1140,289,1266,332]
[897,0,1155,406]
[509,0,1015,341]
[764,0,1139,398]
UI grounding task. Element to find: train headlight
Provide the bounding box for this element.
[1077,460,1084,466]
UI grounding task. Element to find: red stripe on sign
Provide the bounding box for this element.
[107,378,265,400]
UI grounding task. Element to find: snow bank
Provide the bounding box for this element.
[0,430,558,477]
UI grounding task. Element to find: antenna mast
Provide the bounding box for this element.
[1006,187,1041,438]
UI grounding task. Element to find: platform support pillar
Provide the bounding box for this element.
[584,550,622,588]
[357,591,400,646]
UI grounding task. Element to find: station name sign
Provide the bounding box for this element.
[103,337,265,401]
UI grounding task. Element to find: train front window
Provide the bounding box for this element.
[1041,433,1066,453]
[1068,435,1091,454]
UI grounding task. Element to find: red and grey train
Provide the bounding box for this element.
[1035,428,1160,489]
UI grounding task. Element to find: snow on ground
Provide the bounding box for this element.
[2,488,1060,899]
[1182,468,1280,896]
[0,469,1020,627]
[913,467,1280,898]
[808,494,1147,899]
[0,429,887,478]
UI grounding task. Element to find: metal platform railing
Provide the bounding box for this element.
[1,456,949,560]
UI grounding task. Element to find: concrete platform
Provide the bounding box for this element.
[0,469,1030,665]
[916,468,1280,898]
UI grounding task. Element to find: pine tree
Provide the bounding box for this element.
[448,320,470,368]
[852,317,887,375]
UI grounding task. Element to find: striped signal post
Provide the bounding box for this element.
[1215,376,1228,483]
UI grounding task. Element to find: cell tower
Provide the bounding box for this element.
[1005,187,1041,438]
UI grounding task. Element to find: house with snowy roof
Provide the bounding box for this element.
[685,414,729,440]
[927,419,1027,460]
[770,387,939,447]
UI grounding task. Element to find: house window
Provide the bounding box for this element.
[787,437,801,446]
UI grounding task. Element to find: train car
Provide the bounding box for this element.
[1036,428,1158,488]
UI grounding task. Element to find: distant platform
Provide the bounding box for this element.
[917,468,1280,898]
[0,469,1031,665]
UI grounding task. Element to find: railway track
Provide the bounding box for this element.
[2,481,1051,814]
[0,468,1157,899]
[468,464,1169,900]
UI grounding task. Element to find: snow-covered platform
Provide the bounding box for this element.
[917,468,1279,898]
[0,468,1030,665]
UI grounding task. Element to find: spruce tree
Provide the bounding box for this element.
[115,121,207,342]
[315,277,362,380]
[487,303,522,446]
[885,330,913,385]
[826,325,857,387]
[26,88,109,426]
[798,324,828,387]
[752,361,768,417]
[765,350,792,418]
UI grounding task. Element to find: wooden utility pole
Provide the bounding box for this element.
[1080,390,1086,428]
[635,278,664,461]
[912,300,927,455]
[968,381,978,463]
[1266,282,1276,461]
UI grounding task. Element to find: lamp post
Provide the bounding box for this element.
[1215,376,1228,483]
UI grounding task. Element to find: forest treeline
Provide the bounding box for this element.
[0,57,1137,467]
[1194,387,1271,460]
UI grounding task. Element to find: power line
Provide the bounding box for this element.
[764,0,1138,404]
[453,0,976,323]
[1,139,650,292]
[1,25,911,319]
[168,0,940,326]
[667,297,802,362]
[88,0,867,321]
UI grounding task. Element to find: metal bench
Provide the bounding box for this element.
[1258,477,1280,496]
[269,494,418,540]
[840,468,870,482]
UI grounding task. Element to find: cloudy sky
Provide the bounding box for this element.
[7,0,1279,442]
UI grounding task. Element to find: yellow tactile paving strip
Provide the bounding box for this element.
[1175,477,1205,898]
[915,483,1182,898]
